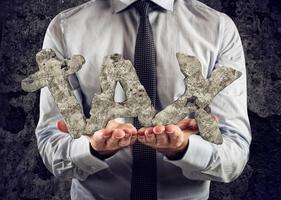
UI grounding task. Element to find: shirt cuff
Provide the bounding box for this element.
[70,135,109,174]
[164,134,213,171]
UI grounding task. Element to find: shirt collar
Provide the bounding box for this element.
[111,0,174,13]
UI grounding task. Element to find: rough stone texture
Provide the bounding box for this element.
[21,50,238,144]
[0,0,281,199]
[21,48,87,138]
[86,54,156,133]
[153,53,241,144]
[22,50,239,144]
[21,51,156,137]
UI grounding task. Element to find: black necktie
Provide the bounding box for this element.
[131,1,157,200]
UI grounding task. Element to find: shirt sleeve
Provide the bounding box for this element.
[35,14,109,181]
[164,13,252,183]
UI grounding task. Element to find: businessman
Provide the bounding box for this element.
[36,0,252,199]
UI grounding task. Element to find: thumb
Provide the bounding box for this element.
[106,120,119,129]
[212,115,219,122]
[57,120,69,133]
[177,118,198,131]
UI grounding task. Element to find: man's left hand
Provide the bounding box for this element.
[137,119,199,159]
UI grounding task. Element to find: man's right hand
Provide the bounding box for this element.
[57,120,137,157]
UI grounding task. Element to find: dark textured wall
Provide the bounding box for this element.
[0,0,280,199]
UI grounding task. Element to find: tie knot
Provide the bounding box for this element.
[134,0,150,16]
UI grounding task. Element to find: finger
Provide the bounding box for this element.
[144,127,154,136]
[144,128,156,145]
[177,118,198,131]
[155,133,169,148]
[166,124,182,134]
[122,126,139,146]
[106,129,125,149]
[119,137,131,147]
[137,127,150,144]
[177,119,192,129]
[102,129,113,138]
[111,129,126,139]
[188,119,198,130]
[92,129,112,151]
[107,121,137,132]
[123,123,136,130]
[123,127,137,137]
[166,125,183,147]
[212,115,219,122]
[118,123,136,134]
[106,120,119,129]
[119,129,133,147]
[137,127,152,144]
[153,125,165,135]
[57,120,69,133]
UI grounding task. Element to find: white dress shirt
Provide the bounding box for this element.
[36,0,252,199]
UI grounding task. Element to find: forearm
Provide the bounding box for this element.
[164,130,249,182]
[164,91,251,182]
[36,126,109,181]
